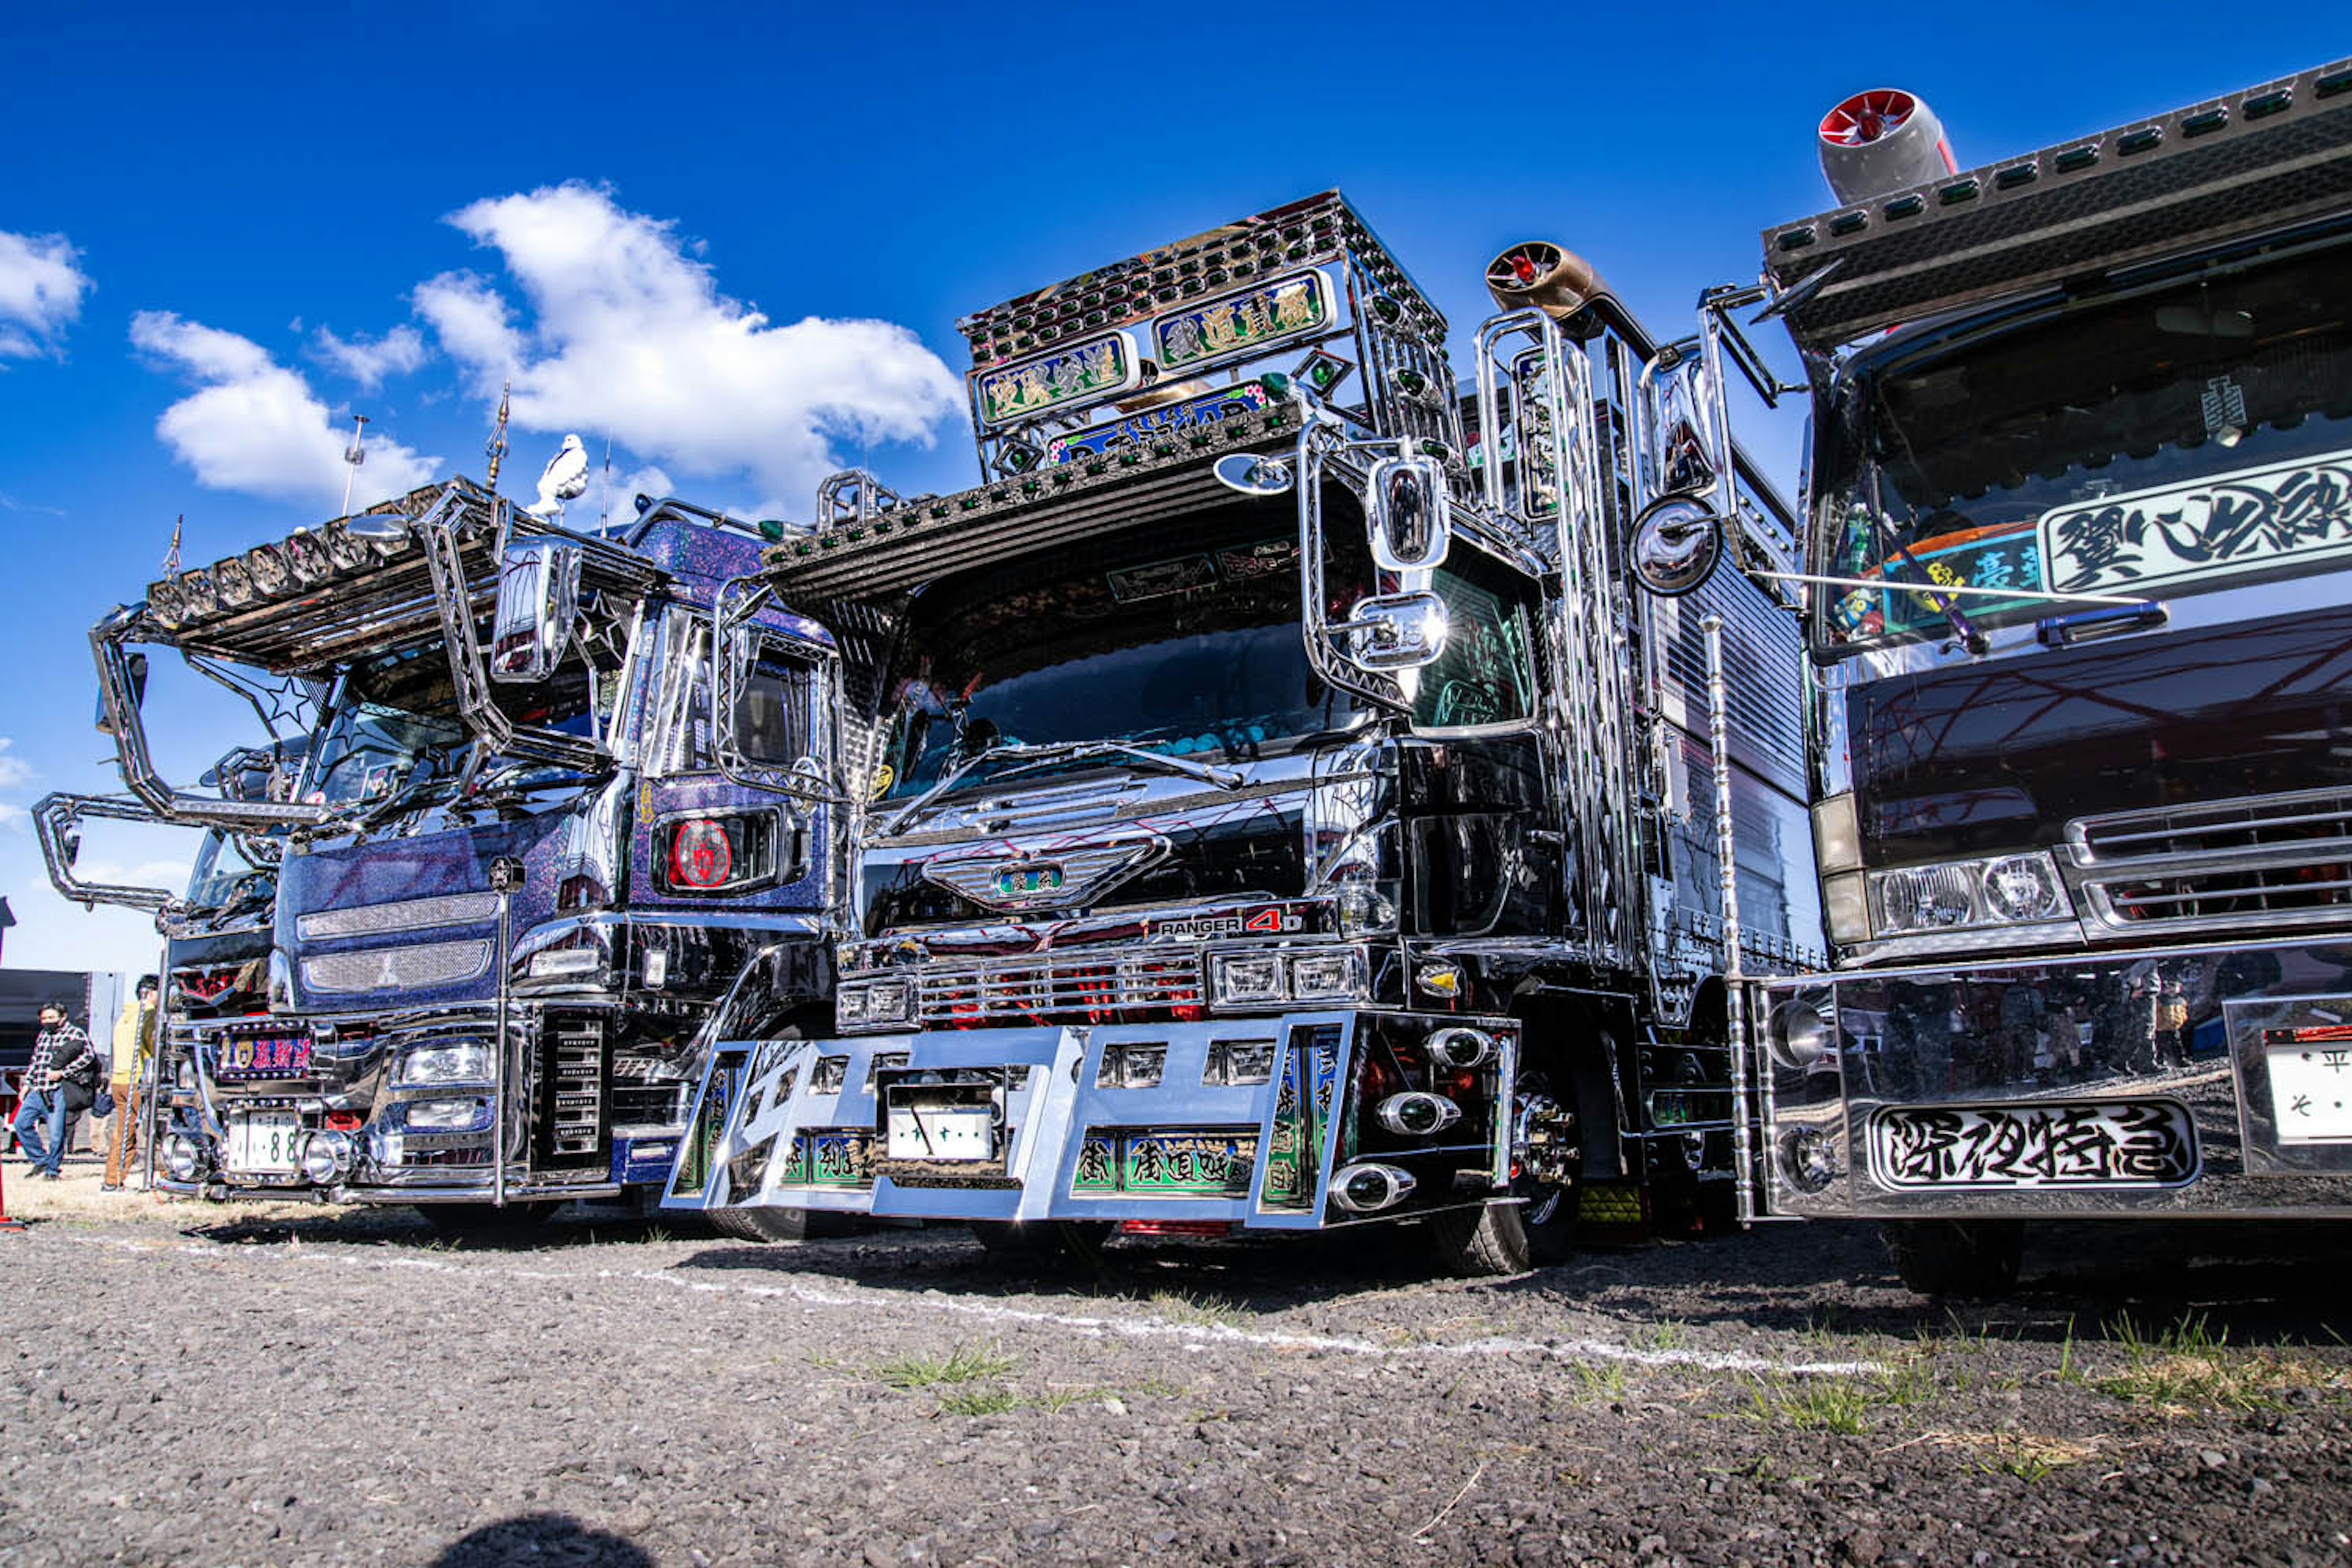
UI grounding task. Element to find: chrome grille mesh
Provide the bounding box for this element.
[297,891,500,941]
[918,952,1205,1026]
[303,939,492,994]
[2074,788,2352,933]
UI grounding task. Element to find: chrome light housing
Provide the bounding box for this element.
[214,557,256,608]
[1330,1161,1417,1213]
[145,579,186,628]
[300,1130,354,1183]
[1287,949,1367,1002]
[284,529,334,585]
[402,1098,490,1132]
[245,542,293,597]
[837,978,911,1032]
[1210,952,1284,1006]
[163,1133,202,1182]
[1868,850,2071,938]
[1426,1026,1495,1070]
[323,519,372,572]
[1766,998,1835,1071]
[176,567,218,618]
[1374,1091,1461,1137]
[398,1042,492,1087]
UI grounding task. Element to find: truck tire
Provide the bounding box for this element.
[1430,1065,1580,1276]
[708,1207,809,1243]
[1880,1219,2024,1297]
[969,1219,1113,1265]
[420,1202,559,1244]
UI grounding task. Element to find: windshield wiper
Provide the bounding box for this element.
[1868,464,1989,656]
[881,739,1243,836]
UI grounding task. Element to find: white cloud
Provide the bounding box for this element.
[0,737,31,791]
[0,229,91,361]
[417,183,965,511]
[0,803,23,832]
[312,323,429,390]
[131,311,440,507]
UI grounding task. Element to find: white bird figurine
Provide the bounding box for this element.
[526,434,592,518]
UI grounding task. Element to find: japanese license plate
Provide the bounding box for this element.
[218,1031,312,1079]
[885,1104,994,1162]
[1868,1100,2198,1189]
[225,1111,304,1174]
[2264,1035,2352,1143]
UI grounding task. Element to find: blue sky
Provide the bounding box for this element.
[0,2,2331,974]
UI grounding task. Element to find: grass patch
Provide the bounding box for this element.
[1974,1432,2095,1482]
[1147,1289,1245,1330]
[1629,1319,1690,1354]
[1744,1362,1944,1435]
[2086,1311,2342,1415]
[1571,1360,1628,1402]
[937,1383,1023,1417]
[872,1340,1019,1390]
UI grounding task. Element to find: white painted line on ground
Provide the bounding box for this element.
[65,1231,1885,1378]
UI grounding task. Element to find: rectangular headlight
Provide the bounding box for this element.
[402,1098,489,1132]
[1210,952,1285,1006]
[398,1043,492,1087]
[1868,851,2071,937]
[1288,950,1367,1001]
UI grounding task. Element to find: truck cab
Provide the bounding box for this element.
[1741,60,2352,1290]
[94,480,842,1221]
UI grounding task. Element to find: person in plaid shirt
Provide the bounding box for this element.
[13,1002,99,1179]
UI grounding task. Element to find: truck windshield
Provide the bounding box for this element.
[303,647,472,806]
[184,829,272,914]
[873,506,1368,802]
[1810,232,2352,654]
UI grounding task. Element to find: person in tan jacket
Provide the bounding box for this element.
[100,976,157,1191]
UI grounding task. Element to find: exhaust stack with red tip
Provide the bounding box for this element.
[1817,88,1955,205]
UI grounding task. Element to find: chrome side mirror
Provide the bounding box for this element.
[1334,592,1449,671]
[1629,496,1725,598]
[1365,453,1450,571]
[489,541,581,683]
[1212,451,1294,497]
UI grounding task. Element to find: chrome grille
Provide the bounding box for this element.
[2073,788,2352,934]
[298,892,499,941]
[303,939,492,994]
[918,952,1205,1026]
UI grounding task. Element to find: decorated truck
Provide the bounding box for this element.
[1712,60,2352,1291]
[91,477,842,1233]
[675,192,1821,1272]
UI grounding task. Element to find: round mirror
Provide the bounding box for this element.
[1629,495,1724,598]
[1211,451,1294,497]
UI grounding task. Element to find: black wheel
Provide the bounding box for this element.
[1429,1072,1578,1278]
[708,1206,809,1243]
[420,1202,559,1244]
[969,1219,1113,1265]
[1880,1219,2024,1296]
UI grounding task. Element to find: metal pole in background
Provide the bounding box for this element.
[1702,614,1756,1227]
[489,856,526,1208]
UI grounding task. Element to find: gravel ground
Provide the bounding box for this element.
[4,1152,2350,1567]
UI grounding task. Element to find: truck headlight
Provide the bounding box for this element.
[1287,950,1367,1002]
[398,1043,492,1086]
[402,1098,490,1132]
[837,979,910,1030]
[1868,850,2071,938]
[1210,953,1285,1005]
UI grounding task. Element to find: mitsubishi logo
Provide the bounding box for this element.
[924,834,1168,913]
[375,951,402,989]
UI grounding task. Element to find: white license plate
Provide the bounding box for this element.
[886,1104,994,1161]
[2266,1044,2352,1143]
[226,1112,303,1174]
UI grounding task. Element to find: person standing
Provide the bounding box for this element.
[100,976,158,1191]
[12,1002,99,1180]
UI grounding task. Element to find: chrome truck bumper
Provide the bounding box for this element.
[668,1010,1518,1230]
[1753,933,2352,1219]
[157,1001,688,1205]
